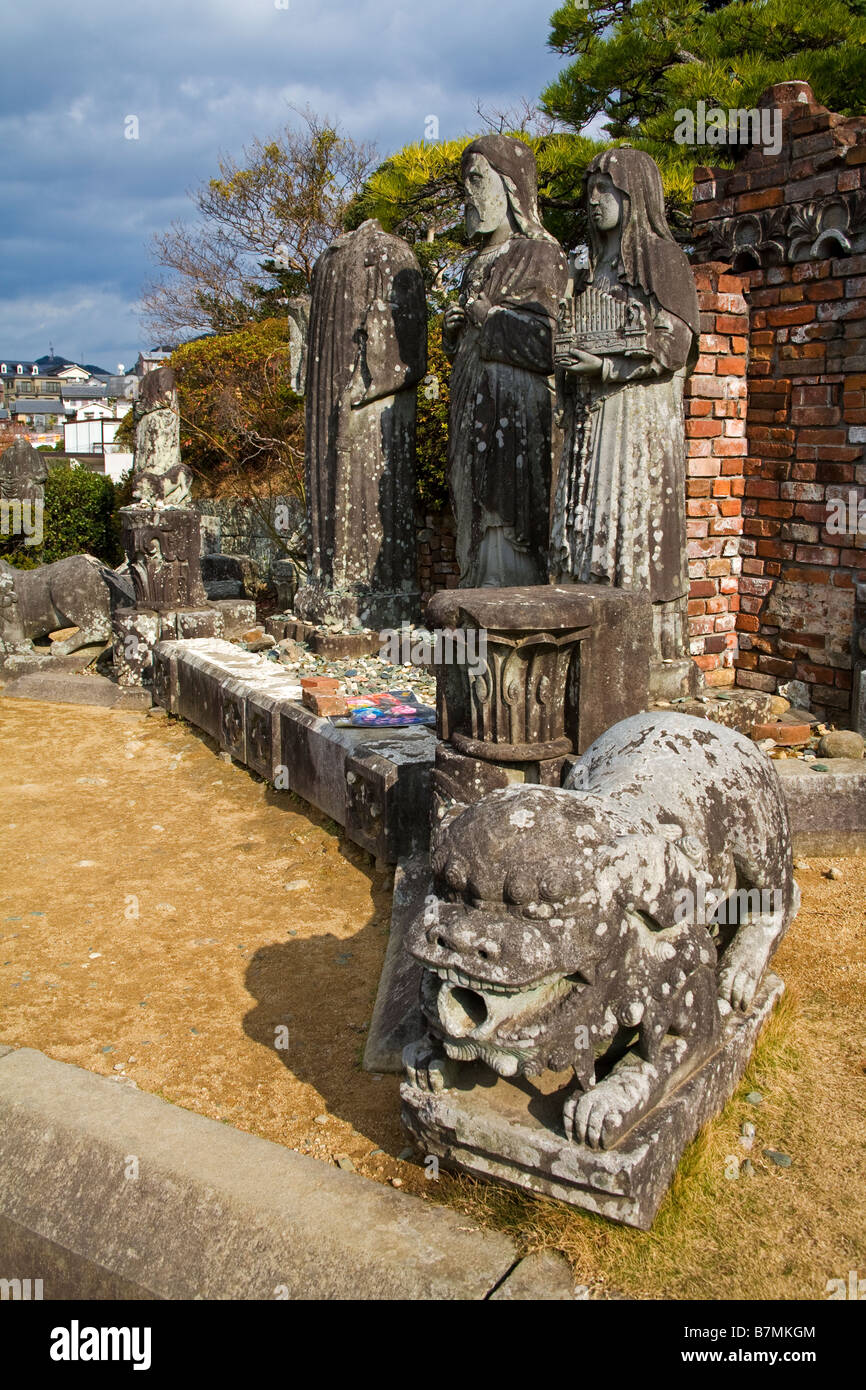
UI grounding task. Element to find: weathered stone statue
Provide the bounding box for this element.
[444,135,569,588]
[550,148,701,697]
[293,219,427,629]
[0,438,48,508]
[0,555,114,655]
[402,712,799,1228]
[132,366,192,507]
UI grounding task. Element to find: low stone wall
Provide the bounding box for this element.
[193,496,305,584]
[0,1045,574,1300]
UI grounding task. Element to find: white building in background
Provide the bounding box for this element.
[63,410,133,482]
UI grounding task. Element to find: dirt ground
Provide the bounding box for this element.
[1,696,864,1297]
[0,698,418,1191]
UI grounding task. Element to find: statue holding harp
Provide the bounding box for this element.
[550,148,701,697]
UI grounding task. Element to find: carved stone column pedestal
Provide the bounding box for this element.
[427,584,652,812]
[114,505,240,687]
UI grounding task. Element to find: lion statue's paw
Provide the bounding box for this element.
[564,1065,658,1150]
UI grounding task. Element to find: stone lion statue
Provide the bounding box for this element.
[404,713,799,1151]
[0,555,118,656]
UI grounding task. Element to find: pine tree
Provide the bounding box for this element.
[542,0,866,154]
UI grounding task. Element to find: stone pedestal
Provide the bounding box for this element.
[402,975,783,1231]
[120,505,208,611]
[428,584,652,772]
[114,506,247,687]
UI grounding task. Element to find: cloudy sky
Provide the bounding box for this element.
[0,0,565,372]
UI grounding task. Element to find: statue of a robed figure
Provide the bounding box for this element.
[550,148,701,696]
[294,218,427,630]
[444,135,569,588]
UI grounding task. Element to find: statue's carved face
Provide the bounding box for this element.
[464,154,509,239]
[408,786,720,1083]
[587,172,625,234]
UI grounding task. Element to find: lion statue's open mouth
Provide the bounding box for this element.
[420,963,578,1077]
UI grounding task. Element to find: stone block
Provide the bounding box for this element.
[271,557,299,611]
[363,853,429,1072]
[0,672,151,711]
[0,1047,520,1300]
[279,703,358,826]
[245,682,302,784]
[776,757,866,853]
[308,628,381,660]
[210,599,257,637]
[112,607,160,687]
[220,678,248,762]
[201,552,251,600]
[345,733,433,862]
[152,641,180,713]
[174,607,223,640]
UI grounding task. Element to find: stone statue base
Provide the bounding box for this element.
[649,655,702,701]
[120,504,208,612]
[112,601,255,687]
[402,974,783,1230]
[294,580,421,633]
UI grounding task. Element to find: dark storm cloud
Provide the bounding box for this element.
[0,0,562,368]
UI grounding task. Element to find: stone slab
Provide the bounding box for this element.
[490,1250,578,1300]
[0,672,151,710]
[652,689,776,734]
[775,758,866,854]
[0,1047,526,1300]
[363,853,428,1073]
[401,975,784,1231]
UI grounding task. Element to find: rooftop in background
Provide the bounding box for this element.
[0,354,111,379]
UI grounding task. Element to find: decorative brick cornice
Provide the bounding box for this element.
[697,190,866,270]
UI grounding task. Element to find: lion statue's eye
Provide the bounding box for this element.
[539,872,570,902]
[505,873,536,905]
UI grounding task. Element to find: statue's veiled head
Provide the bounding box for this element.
[587,170,626,237]
[459,134,555,244]
[463,154,510,239]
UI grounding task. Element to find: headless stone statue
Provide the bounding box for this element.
[444,135,569,588]
[132,366,192,507]
[293,219,427,630]
[549,148,701,697]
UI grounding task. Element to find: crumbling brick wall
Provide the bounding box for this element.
[685,264,748,687]
[693,80,866,724]
[417,510,459,605]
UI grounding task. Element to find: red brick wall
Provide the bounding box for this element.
[685,263,748,686]
[693,82,866,723]
[417,510,458,605]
